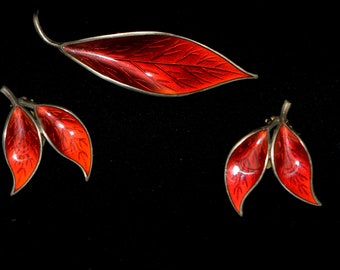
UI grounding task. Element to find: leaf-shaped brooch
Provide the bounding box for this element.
[33,11,258,97]
[1,86,93,195]
[224,100,321,216]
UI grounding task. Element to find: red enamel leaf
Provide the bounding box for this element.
[61,34,258,96]
[3,106,42,195]
[271,123,321,205]
[34,105,93,180]
[225,128,269,216]
[33,13,258,96]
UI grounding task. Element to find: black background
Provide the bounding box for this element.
[1,2,339,268]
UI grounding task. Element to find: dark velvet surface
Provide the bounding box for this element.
[1,2,339,268]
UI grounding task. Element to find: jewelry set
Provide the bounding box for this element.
[1,11,321,216]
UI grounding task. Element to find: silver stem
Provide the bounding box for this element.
[280,99,292,123]
[33,10,61,48]
[0,85,18,106]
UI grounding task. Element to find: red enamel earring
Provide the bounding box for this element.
[1,85,93,195]
[33,11,258,97]
[225,100,321,216]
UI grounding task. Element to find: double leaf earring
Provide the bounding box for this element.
[33,11,257,97]
[225,100,321,216]
[1,86,93,195]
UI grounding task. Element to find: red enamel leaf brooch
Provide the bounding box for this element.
[225,100,321,216]
[1,86,93,195]
[33,11,258,97]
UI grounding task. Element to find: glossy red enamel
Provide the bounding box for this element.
[62,33,256,96]
[225,128,269,215]
[4,106,42,194]
[272,124,320,205]
[35,105,92,179]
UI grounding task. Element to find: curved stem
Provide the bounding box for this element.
[33,10,61,48]
[0,85,18,106]
[280,99,292,123]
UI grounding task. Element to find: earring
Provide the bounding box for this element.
[0,86,93,195]
[33,11,257,97]
[224,100,321,216]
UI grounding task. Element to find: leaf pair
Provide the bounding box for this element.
[1,86,93,195]
[225,100,321,216]
[33,11,258,97]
